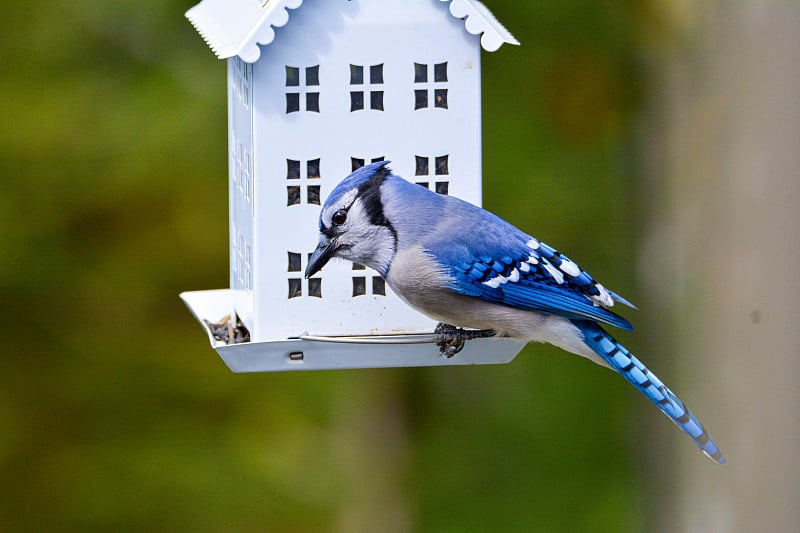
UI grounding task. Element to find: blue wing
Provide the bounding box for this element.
[434,226,634,331]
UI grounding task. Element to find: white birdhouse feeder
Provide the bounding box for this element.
[181,0,527,371]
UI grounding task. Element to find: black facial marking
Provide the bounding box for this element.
[355,165,397,250]
[321,223,335,238]
[357,166,393,226]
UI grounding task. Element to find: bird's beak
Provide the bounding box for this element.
[305,236,336,278]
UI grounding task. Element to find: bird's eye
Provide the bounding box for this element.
[332,209,347,226]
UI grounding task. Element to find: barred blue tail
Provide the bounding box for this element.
[574,319,725,464]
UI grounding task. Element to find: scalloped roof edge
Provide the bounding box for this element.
[186,0,519,63]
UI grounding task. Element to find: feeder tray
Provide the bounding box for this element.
[181,289,526,372]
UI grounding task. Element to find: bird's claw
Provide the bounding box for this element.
[435,323,464,358]
[435,323,496,358]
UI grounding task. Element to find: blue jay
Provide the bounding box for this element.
[306,161,725,464]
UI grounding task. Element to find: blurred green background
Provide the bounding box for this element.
[2,1,798,532]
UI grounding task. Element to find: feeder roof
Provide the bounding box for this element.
[186,0,519,63]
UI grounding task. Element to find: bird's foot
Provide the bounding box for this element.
[435,323,496,358]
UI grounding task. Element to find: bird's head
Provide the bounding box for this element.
[305,161,398,278]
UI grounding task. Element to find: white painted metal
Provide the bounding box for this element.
[186,0,518,62]
[441,0,520,52]
[181,290,526,372]
[186,0,303,62]
[183,0,524,369]
[228,57,255,331]
[247,0,482,340]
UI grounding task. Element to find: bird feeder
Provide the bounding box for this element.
[181,0,526,371]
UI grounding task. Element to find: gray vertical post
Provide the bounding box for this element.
[640,1,800,530]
